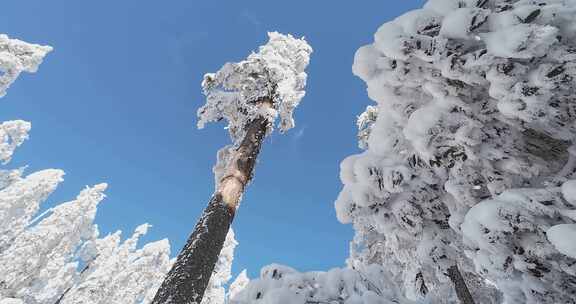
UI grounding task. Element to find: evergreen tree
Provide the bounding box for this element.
[152,32,312,304]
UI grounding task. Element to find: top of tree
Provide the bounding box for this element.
[197,32,313,144]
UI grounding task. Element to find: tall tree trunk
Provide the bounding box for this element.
[152,100,271,304]
[447,264,476,304]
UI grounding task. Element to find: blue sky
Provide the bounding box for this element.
[1,1,423,278]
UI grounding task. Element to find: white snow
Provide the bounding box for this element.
[561,179,576,205]
[482,24,558,59]
[547,224,576,259]
[0,120,31,164]
[0,34,52,98]
[0,169,64,252]
[338,0,576,302]
[228,269,250,302]
[198,32,312,144]
[230,264,412,304]
[0,34,172,304]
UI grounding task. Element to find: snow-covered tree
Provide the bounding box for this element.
[0,34,52,99]
[0,169,63,252]
[152,32,312,304]
[58,223,172,304]
[462,180,576,304]
[0,34,172,304]
[1,184,105,303]
[229,263,413,304]
[335,0,576,302]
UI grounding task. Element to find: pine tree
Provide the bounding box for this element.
[152,32,312,304]
[0,34,172,304]
[337,0,576,302]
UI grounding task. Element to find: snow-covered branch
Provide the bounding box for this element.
[337,0,576,301]
[0,34,172,304]
[0,34,52,98]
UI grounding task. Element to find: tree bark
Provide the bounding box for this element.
[152,101,270,304]
[447,264,476,304]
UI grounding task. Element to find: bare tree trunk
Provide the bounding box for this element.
[152,101,271,304]
[447,264,476,304]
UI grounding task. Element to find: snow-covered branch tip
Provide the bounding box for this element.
[0,120,31,164]
[197,32,312,144]
[0,34,52,98]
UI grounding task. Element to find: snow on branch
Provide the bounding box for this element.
[0,33,172,304]
[0,34,52,98]
[462,181,576,304]
[0,34,51,164]
[338,0,576,302]
[229,264,412,304]
[198,32,312,144]
[0,120,31,164]
[0,169,64,253]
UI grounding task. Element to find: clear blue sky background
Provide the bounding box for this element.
[1,1,423,278]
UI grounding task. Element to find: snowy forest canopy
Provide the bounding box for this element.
[3,0,576,303]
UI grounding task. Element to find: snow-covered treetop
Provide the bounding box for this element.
[198,32,312,143]
[0,34,52,98]
[0,169,63,252]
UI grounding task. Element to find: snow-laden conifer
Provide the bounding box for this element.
[336,0,576,302]
[59,224,172,304]
[0,34,172,304]
[152,32,311,304]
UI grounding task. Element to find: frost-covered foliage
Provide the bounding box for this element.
[198,32,312,144]
[230,264,413,304]
[0,169,63,252]
[335,0,576,302]
[0,184,107,302]
[0,34,50,164]
[201,229,238,304]
[59,223,172,304]
[0,120,31,164]
[0,34,172,304]
[462,182,576,304]
[0,34,52,98]
[0,176,173,304]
